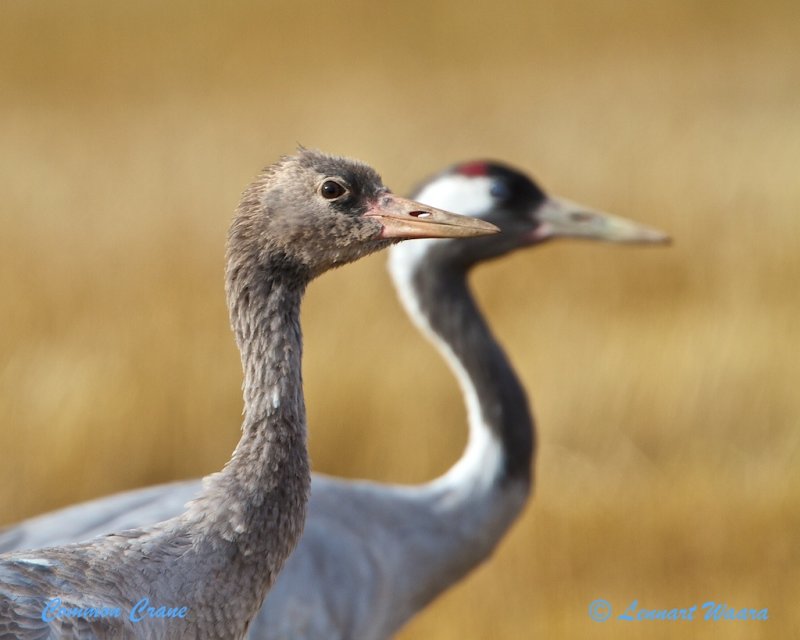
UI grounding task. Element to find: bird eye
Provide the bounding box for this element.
[320,180,347,200]
[489,181,511,200]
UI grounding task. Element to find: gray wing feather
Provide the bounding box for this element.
[0,481,200,554]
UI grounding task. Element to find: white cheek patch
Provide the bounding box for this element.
[414,175,495,218]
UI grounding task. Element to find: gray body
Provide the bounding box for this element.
[2,472,527,639]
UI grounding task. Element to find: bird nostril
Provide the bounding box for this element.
[569,212,594,223]
[410,211,432,218]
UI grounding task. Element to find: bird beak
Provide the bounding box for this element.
[366,194,499,239]
[533,197,671,244]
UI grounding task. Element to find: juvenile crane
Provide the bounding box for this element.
[0,160,668,639]
[0,149,496,639]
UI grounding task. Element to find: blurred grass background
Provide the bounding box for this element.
[1,0,798,637]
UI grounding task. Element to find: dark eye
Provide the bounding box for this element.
[320,180,347,200]
[489,181,511,200]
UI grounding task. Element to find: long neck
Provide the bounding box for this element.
[393,251,535,494]
[380,248,535,626]
[182,257,311,609]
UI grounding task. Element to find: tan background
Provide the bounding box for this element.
[1,1,798,637]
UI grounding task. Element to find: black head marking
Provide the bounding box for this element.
[402,160,553,271]
[453,160,547,217]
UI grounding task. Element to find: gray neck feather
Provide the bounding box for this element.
[180,254,311,615]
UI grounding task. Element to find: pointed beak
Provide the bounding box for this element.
[366,194,499,240]
[534,197,671,244]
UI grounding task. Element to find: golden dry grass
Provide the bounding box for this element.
[1,0,799,637]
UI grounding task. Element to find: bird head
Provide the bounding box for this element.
[393,160,670,270]
[229,149,498,278]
